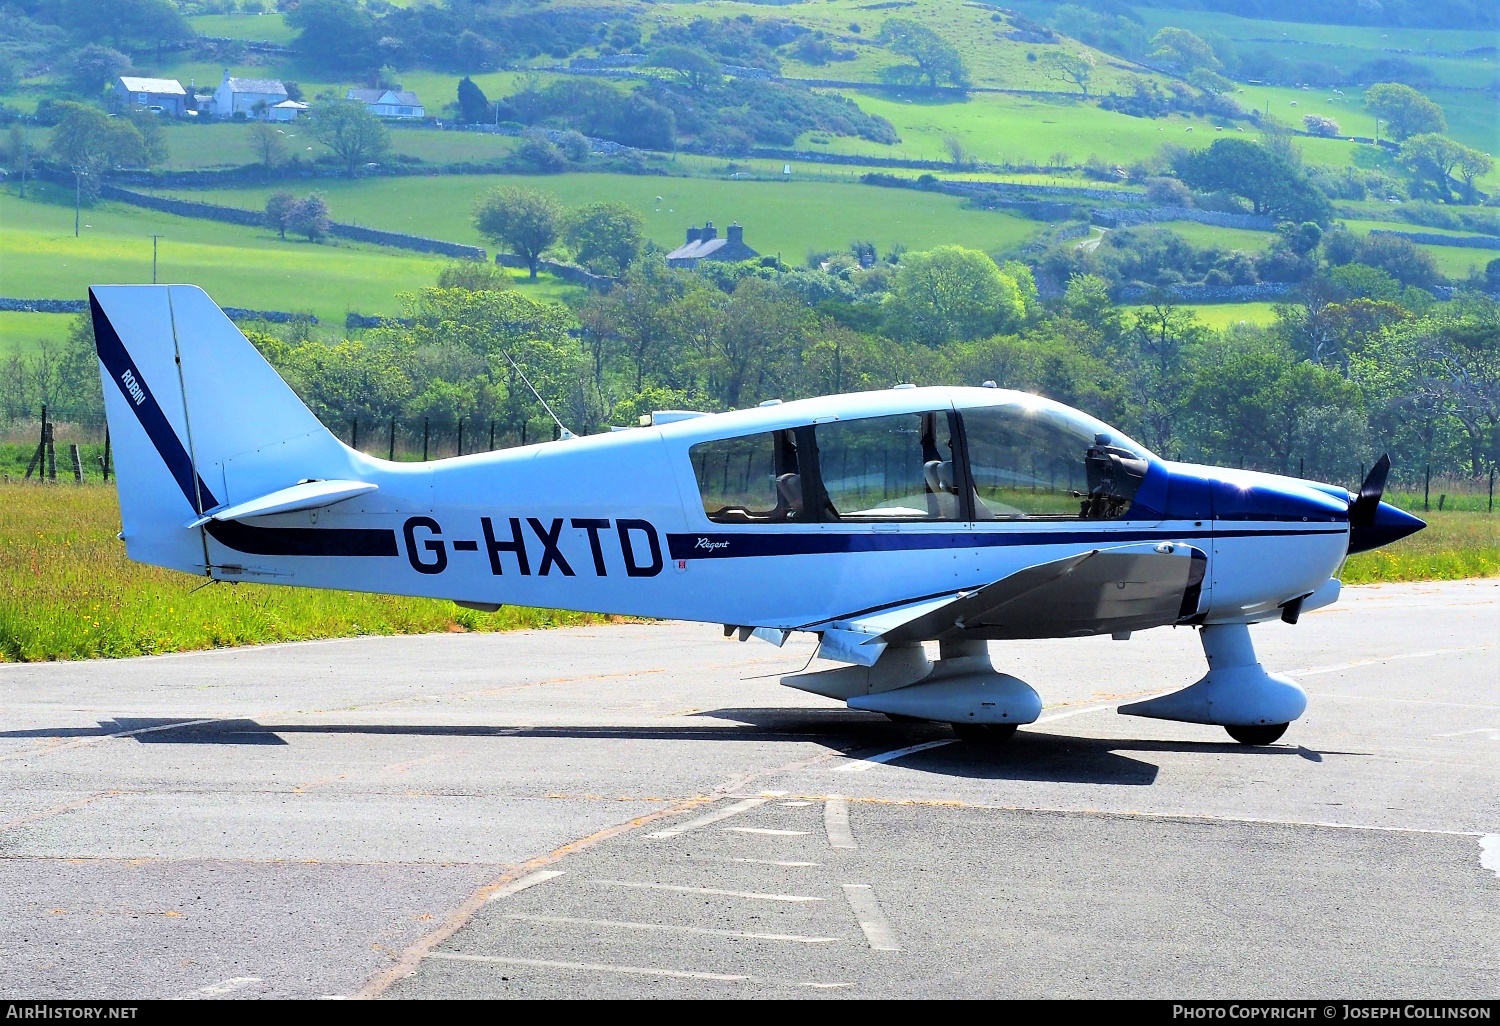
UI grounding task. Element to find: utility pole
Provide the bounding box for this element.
[150,235,164,283]
[74,173,81,238]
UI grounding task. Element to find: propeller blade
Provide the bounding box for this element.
[1349,454,1391,528]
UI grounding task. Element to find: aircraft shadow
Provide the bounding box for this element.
[1,710,1324,786]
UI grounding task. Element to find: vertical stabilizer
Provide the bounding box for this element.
[90,285,350,574]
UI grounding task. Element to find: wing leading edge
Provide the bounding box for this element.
[812,543,1207,666]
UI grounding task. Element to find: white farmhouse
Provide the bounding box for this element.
[212,70,289,120]
[345,88,424,119]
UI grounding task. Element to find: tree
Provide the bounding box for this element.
[47,101,145,216]
[578,255,692,393]
[309,98,389,177]
[1456,148,1495,205]
[56,0,190,51]
[646,45,722,92]
[1355,234,1441,289]
[248,122,288,175]
[877,19,969,89]
[129,111,168,167]
[63,45,131,94]
[563,201,645,276]
[456,76,490,124]
[285,0,378,72]
[1037,49,1096,97]
[265,192,298,239]
[288,194,331,242]
[883,246,1025,345]
[1363,83,1446,141]
[1176,138,1331,224]
[1399,133,1470,202]
[472,186,562,279]
[1146,28,1220,74]
[1303,114,1341,138]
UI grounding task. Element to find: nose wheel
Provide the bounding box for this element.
[1225,723,1288,745]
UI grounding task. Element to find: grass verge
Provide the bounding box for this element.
[1341,510,1499,584]
[0,483,614,662]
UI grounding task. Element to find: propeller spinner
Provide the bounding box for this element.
[1347,455,1426,554]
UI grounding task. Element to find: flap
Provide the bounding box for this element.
[189,479,377,526]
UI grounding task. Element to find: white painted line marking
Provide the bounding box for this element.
[1289,644,1493,677]
[1435,727,1500,739]
[506,913,837,944]
[1481,836,1500,878]
[0,718,226,763]
[1036,703,1119,724]
[802,982,855,989]
[822,792,858,852]
[835,739,954,773]
[780,800,813,807]
[592,880,823,903]
[841,884,900,952]
[824,796,857,850]
[737,859,820,867]
[484,869,564,904]
[428,952,749,982]
[192,977,262,997]
[646,797,768,839]
[725,827,810,836]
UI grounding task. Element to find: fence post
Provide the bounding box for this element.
[24,406,47,481]
[350,418,358,450]
[521,421,527,446]
[388,417,396,461]
[69,443,82,483]
[457,418,464,458]
[489,420,495,452]
[103,426,111,480]
[1298,456,1303,479]
[422,417,429,462]
[1424,464,1430,511]
[45,419,55,481]
[1490,466,1495,513]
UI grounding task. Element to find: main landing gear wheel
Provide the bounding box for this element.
[952,722,1019,744]
[1225,723,1289,745]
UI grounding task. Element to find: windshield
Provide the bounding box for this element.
[960,400,1151,520]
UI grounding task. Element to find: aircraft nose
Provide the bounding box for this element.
[1348,501,1425,554]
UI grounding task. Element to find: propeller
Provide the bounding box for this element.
[1348,454,1391,527]
[1346,454,1425,554]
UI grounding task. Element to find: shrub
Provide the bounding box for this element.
[1303,114,1340,138]
[1145,176,1192,206]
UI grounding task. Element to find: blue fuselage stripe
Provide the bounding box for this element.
[666,525,1344,560]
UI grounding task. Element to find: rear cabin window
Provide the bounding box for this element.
[691,429,807,523]
[814,412,962,521]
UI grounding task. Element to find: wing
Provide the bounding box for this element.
[811,542,1206,666]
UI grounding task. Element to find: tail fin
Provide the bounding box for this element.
[91,285,351,573]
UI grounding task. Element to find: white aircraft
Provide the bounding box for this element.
[91,286,1425,745]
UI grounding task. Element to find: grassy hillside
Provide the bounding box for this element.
[1,182,468,326]
[158,173,1046,263]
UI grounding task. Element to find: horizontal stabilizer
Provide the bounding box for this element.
[189,479,377,527]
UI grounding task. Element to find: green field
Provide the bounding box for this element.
[0,483,613,662]
[0,311,76,359]
[159,173,1046,261]
[1,182,453,325]
[1149,221,1276,253]
[140,121,523,171]
[1142,301,1282,328]
[188,12,298,45]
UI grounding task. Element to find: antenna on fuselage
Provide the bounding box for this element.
[499,347,575,441]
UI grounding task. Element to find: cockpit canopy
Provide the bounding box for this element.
[689,398,1152,524]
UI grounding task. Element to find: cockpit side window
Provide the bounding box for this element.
[813,411,963,522]
[960,404,1148,520]
[692,429,811,523]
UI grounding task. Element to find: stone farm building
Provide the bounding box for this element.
[345,88,425,119]
[212,71,288,119]
[109,77,187,115]
[665,223,759,269]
